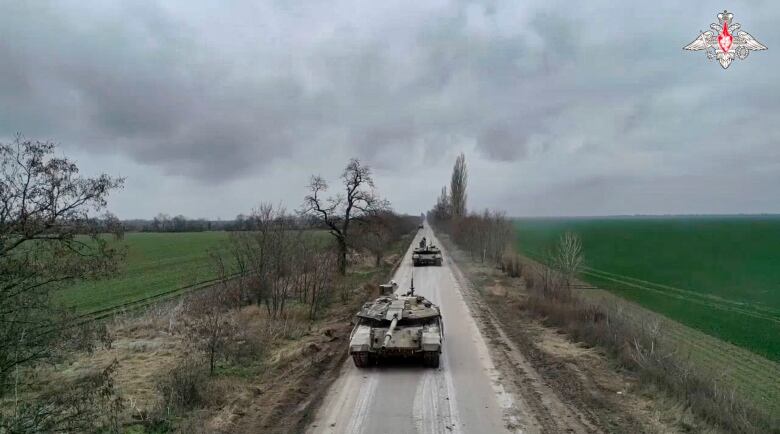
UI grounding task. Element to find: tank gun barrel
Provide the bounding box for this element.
[382,316,399,347]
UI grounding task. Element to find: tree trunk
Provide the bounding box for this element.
[337,238,347,275]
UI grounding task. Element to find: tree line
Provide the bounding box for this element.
[120,214,281,232]
[429,153,584,287]
[429,152,515,265]
[208,203,415,322]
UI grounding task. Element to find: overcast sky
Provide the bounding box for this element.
[1,0,778,219]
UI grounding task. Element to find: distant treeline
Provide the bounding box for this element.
[121,213,304,232]
[122,214,232,232]
[122,212,416,233]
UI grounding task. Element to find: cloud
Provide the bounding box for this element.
[0,0,778,217]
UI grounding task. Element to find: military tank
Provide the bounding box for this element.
[349,280,443,368]
[412,237,442,266]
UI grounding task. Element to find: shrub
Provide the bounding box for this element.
[0,360,123,433]
[180,290,240,375]
[227,321,267,363]
[155,359,209,413]
[500,250,524,278]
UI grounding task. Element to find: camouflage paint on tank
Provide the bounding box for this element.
[349,286,443,367]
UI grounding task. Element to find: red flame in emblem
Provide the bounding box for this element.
[718,22,733,53]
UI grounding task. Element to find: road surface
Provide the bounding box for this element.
[308,225,525,434]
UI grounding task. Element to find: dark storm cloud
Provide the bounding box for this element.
[0,1,327,179]
[476,123,530,161]
[1,0,779,217]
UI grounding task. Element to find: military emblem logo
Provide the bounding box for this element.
[684,10,767,69]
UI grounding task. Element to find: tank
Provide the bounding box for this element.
[412,237,442,266]
[349,280,443,368]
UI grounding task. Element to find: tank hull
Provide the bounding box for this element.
[412,254,442,266]
[412,246,443,266]
[349,320,442,367]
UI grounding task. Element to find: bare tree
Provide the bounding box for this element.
[552,231,584,290]
[449,209,514,265]
[534,262,565,300]
[431,186,451,222]
[0,137,124,432]
[265,226,298,318]
[0,137,124,397]
[214,202,345,322]
[224,203,297,317]
[304,249,338,320]
[486,210,513,264]
[450,153,467,218]
[181,290,239,375]
[352,211,393,267]
[172,215,187,232]
[302,159,388,275]
[429,153,466,228]
[153,213,170,231]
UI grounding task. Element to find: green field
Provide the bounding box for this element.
[56,232,230,314]
[515,216,780,362]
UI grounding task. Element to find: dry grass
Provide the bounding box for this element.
[499,249,524,278]
[520,261,778,433]
[20,233,411,433]
[51,297,335,432]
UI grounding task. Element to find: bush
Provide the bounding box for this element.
[500,250,523,278]
[180,290,240,375]
[155,359,209,413]
[227,322,267,364]
[0,360,123,433]
[261,309,309,341]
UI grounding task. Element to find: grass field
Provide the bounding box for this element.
[514,216,780,362]
[56,232,231,314]
[57,230,335,315]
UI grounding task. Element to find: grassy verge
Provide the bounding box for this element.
[507,252,779,433]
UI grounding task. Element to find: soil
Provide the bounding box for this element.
[229,315,355,433]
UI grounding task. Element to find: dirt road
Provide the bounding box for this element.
[308,226,528,433]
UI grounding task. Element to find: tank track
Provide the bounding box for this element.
[423,351,440,368]
[352,352,372,368]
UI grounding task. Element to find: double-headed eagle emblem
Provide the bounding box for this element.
[684,10,766,69]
